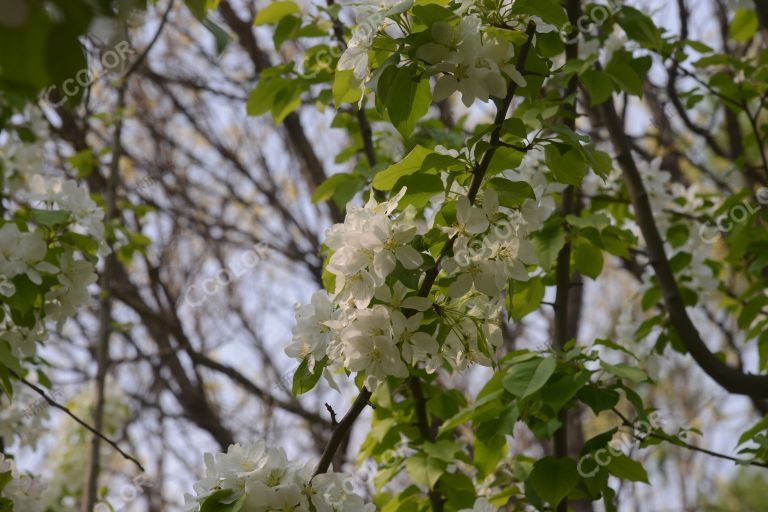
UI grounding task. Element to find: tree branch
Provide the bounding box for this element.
[596,87,768,397]
[12,371,144,472]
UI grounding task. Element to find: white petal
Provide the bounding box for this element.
[402,296,432,311]
[448,273,472,298]
[395,245,423,269]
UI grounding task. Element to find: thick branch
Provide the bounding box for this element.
[597,93,768,397]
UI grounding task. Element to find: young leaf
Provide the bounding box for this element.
[529,457,579,507]
[254,1,300,26]
[607,455,650,484]
[372,145,432,190]
[503,356,556,397]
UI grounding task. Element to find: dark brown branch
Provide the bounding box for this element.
[554,3,584,510]
[313,388,373,475]
[596,86,768,397]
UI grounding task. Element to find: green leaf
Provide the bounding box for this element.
[541,371,591,413]
[730,8,758,42]
[273,15,302,49]
[737,415,768,445]
[0,471,12,494]
[62,231,100,256]
[412,4,456,25]
[439,472,475,509]
[422,440,462,462]
[759,331,768,371]
[254,1,300,26]
[272,85,303,124]
[529,457,579,507]
[487,146,524,175]
[545,144,586,186]
[0,496,12,512]
[200,489,246,512]
[605,58,644,96]
[601,362,648,384]
[312,173,364,209]
[581,69,614,106]
[372,145,432,190]
[503,356,556,397]
[398,174,443,209]
[185,0,209,19]
[438,389,504,434]
[474,434,506,477]
[531,217,566,270]
[509,277,545,321]
[510,0,568,27]
[0,342,23,375]
[67,149,95,178]
[30,208,71,227]
[577,386,620,414]
[333,69,363,106]
[617,6,662,50]
[405,454,444,488]
[203,17,231,55]
[738,296,768,329]
[487,177,535,208]
[380,66,431,139]
[291,358,325,396]
[587,149,613,178]
[573,239,603,279]
[247,76,285,116]
[607,455,649,483]
[7,274,38,316]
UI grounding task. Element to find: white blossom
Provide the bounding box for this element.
[186,441,374,512]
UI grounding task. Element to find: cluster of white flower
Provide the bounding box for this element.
[0,454,46,512]
[185,442,374,512]
[0,384,53,450]
[442,192,536,297]
[337,0,413,81]
[0,107,103,363]
[337,3,528,109]
[625,157,717,296]
[287,185,539,389]
[0,224,54,293]
[23,174,107,253]
[417,16,526,107]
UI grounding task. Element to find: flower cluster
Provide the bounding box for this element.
[0,108,103,366]
[0,454,46,512]
[337,3,528,108]
[417,16,526,107]
[185,442,373,512]
[23,174,107,253]
[287,185,539,389]
[585,156,718,297]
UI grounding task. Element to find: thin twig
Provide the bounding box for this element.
[611,408,768,469]
[324,402,339,427]
[11,372,144,472]
[313,388,373,475]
